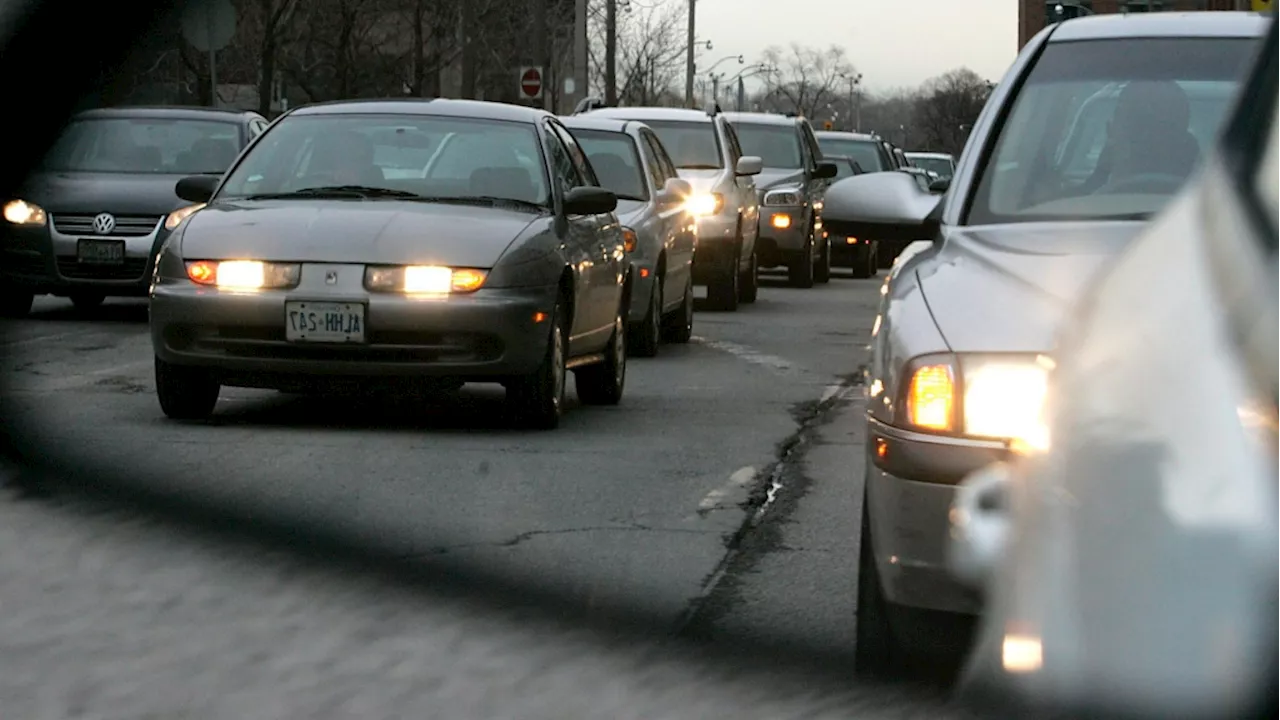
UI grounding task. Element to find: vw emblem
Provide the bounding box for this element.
[91,213,116,235]
[325,270,338,285]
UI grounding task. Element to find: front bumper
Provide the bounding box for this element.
[151,264,560,388]
[0,216,167,296]
[864,416,1011,615]
[755,207,807,267]
[691,213,739,282]
[829,235,873,266]
[626,263,658,323]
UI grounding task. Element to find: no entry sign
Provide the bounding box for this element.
[519,66,544,101]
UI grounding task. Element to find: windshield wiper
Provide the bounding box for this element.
[411,195,549,213]
[245,185,424,200]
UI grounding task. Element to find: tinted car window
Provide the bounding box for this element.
[644,120,723,170]
[41,117,242,174]
[646,131,680,180]
[542,125,582,198]
[732,122,803,169]
[819,138,887,172]
[970,37,1257,224]
[573,129,648,201]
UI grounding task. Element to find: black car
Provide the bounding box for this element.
[821,154,880,278]
[0,105,269,316]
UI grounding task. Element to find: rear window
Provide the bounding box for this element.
[643,120,723,170]
[817,137,888,172]
[731,123,803,170]
[41,117,242,174]
[571,129,648,201]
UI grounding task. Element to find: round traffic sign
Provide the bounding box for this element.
[521,68,542,98]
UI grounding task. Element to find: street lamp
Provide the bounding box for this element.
[839,71,863,132]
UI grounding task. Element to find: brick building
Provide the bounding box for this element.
[1018,1,1255,49]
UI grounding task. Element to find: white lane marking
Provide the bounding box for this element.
[697,465,757,510]
[692,337,801,376]
[819,381,859,405]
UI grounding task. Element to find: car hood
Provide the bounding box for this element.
[180,200,542,266]
[675,169,721,194]
[753,168,805,191]
[19,170,199,215]
[919,221,1146,352]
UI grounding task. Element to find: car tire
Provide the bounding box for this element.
[575,301,627,405]
[0,289,33,318]
[629,275,661,358]
[154,356,220,420]
[739,248,759,303]
[661,276,694,344]
[877,239,897,269]
[854,486,904,678]
[788,236,815,288]
[851,244,873,279]
[507,295,568,429]
[815,231,832,284]
[70,292,105,312]
[706,247,740,311]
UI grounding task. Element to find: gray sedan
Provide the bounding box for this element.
[560,116,696,357]
[150,99,631,430]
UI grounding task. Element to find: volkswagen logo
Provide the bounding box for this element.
[325,270,338,285]
[91,213,116,235]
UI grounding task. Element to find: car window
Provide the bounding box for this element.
[643,120,723,170]
[802,125,824,163]
[571,128,648,201]
[217,114,550,205]
[818,137,887,172]
[646,130,680,180]
[637,131,668,191]
[542,124,582,199]
[732,122,803,170]
[910,155,954,177]
[722,121,743,162]
[40,117,243,174]
[970,37,1257,225]
[550,122,600,187]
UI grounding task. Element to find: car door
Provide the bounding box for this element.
[637,129,686,313]
[540,121,606,351]
[720,120,758,262]
[548,120,621,346]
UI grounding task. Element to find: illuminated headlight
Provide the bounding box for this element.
[3,199,47,226]
[165,203,206,230]
[185,260,301,290]
[685,192,723,217]
[365,265,487,294]
[904,354,1051,450]
[762,188,802,206]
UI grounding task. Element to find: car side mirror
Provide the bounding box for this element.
[822,171,943,244]
[564,186,617,215]
[176,174,220,204]
[813,161,838,180]
[928,177,951,193]
[735,155,763,176]
[657,177,692,204]
[946,462,1013,589]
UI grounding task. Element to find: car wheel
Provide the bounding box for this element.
[851,244,873,279]
[814,232,831,284]
[706,247,740,311]
[877,239,896,269]
[507,295,568,429]
[661,276,693,344]
[70,292,106,312]
[854,486,904,678]
[575,302,627,405]
[739,248,759,303]
[788,236,815,288]
[630,275,661,358]
[154,356,220,420]
[0,289,33,318]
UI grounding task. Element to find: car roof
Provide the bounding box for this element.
[75,106,257,122]
[1049,11,1270,42]
[720,112,800,126]
[584,106,714,123]
[290,98,551,123]
[559,116,638,135]
[815,130,879,142]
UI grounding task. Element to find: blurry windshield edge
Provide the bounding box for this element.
[818,138,887,172]
[40,117,242,175]
[571,129,648,201]
[967,37,1258,226]
[217,114,551,206]
[731,123,802,170]
[643,120,723,170]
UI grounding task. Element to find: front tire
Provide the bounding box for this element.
[739,248,759,303]
[855,488,903,678]
[71,292,105,312]
[629,276,662,358]
[155,356,220,420]
[851,244,873,279]
[788,236,815,288]
[576,303,627,405]
[706,247,741,311]
[507,296,567,429]
[0,289,33,318]
[814,232,831,284]
[661,276,694,344]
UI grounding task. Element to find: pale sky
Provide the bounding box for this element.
[694,0,1019,93]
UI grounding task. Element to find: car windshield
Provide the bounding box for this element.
[572,129,648,201]
[732,123,802,169]
[643,120,723,170]
[218,114,550,205]
[817,137,887,172]
[910,156,954,177]
[969,37,1257,224]
[829,156,859,179]
[40,117,242,174]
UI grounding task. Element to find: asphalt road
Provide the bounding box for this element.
[0,269,934,684]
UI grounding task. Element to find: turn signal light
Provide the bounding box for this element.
[621,227,638,253]
[907,364,955,431]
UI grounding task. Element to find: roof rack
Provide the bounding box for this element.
[573,96,608,115]
[704,100,721,116]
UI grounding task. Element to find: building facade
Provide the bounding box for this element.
[1018,1,1255,49]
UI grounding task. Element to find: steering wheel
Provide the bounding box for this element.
[1096,173,1186,196]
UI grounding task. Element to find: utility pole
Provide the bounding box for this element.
[684,0,696,107]
[605,0,618,104]
[531,0,547,107]
[736,76,744,111]
[573,0,588,109]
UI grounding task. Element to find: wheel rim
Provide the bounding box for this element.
[551,322,564,411]
[613,313,626,385]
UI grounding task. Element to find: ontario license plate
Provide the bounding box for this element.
[285,301,366,343]
[76,239,125,265]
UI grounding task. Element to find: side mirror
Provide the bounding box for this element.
[176,174,220,204]
[657,177,692,204]
[821,171,943,243]
[564,186,617,215]
[946,462,1013,589]
[928,177,951,193]
[813,161,838,180]
[735,155,763,176]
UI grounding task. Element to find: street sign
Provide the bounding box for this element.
[1252,0,1273,12]
[823,121,833,130]
[181,0,236,52]
[519,66,544,101]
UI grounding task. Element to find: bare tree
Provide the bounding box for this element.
[757,43,853,118]
[913,68,992,154]
[586,0,684,105]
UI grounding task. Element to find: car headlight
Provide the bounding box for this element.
[165,203,206,230]
[185,260,301,290]
[3,199,47,226]
[762,188,802,207]
[903,354,1051,450]
[364,265,487,294]
[685,192,723,217]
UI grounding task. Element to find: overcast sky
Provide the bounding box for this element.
[694,0,1018,93]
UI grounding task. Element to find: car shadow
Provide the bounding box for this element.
[26,298,149,324]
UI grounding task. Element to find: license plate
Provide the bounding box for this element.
[76,239,125,265]
[285,301,366,343]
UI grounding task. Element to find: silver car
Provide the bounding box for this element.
[150,99,632,430]
[579,105,763,312]
[560,116,697,356]
[820,10,1270,674]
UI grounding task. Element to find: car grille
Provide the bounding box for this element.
[52,214,161,237]
[56,257,149,281]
